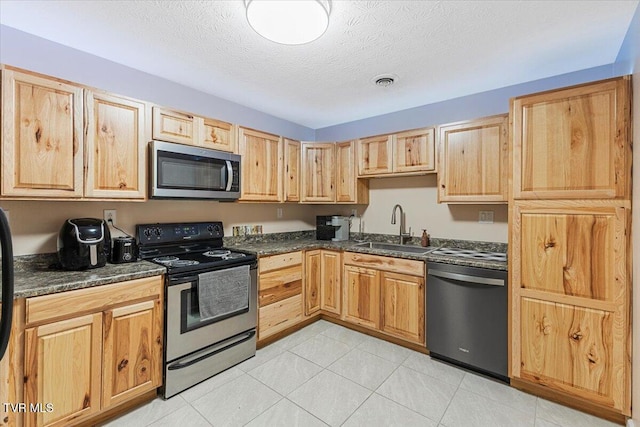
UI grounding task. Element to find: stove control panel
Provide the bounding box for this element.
[137,221,224,244]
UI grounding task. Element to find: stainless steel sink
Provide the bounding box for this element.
[352,242,434,254]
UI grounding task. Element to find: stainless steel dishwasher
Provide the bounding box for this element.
[426,259,508,381]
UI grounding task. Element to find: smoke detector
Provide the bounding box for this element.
[372,74,398,87]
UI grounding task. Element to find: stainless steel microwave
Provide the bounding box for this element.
[150,140,240,200]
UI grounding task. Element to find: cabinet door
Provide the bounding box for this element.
[24,314,102,427]
[511,201,630,414]
[102,299,162,408]
[200,118,236,153]
[381,271,424,344]
[512,77,631,200]
[304,250,321,316]
[284,138,301,202]
[438,115,508,203]
[151,107,196,145]
[238,127,283,201]
[394,127,436,173]
[300,142,335,203]
[320,251,342,315]
[336,140,368,204]
[357,135,393,176]
[343,265,380,329]
[84,91,148,199]
[1,69,83,198]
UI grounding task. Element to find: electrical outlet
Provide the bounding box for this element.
[103,209,117,225]
[277,208,283,219]
[479,210,494,224]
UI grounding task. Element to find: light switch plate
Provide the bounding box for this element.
[479,210,494,224]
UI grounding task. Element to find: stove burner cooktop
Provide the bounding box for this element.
[153,257,200,268]
[430,247,507,262]
[203,250,231,258]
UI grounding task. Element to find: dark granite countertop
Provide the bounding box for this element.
[1,254,166,301]
[1,232,506,301]
[225,232,508,272]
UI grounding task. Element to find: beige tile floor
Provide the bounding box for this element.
[102,320,620,427]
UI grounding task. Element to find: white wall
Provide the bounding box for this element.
[359,175,508,243]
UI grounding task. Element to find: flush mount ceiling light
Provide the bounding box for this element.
[245,0,331,45]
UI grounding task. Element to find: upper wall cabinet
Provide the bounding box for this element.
[357,127,436,177]
[284,138,301,202]
[1,68,84,198]
[152,107,236,153]
[394,128,436,173]
[358,134,393,176]
[336,140,368,204]
[511,77,631,200]
[438,114,508,203]
[300,142,335,203]
[238,127,283,202]
[84,90,148,199]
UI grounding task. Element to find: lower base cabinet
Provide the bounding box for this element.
[304,250,341,316]
[343,252,425,345]
[258,252,303,341]
[22,276,163,427]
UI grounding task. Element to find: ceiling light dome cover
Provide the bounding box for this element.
[245,0,331,45]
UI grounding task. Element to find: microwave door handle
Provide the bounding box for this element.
[225,161,233,192]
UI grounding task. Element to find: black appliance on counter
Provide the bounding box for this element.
[0,208,14,361]
[57,218,111,270]
[316,215,338,240]
[137,221,258,398]
[111,236,138,264]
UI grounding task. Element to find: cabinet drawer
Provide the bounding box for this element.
[258,295,302,340]
[259,265,302,307]
[259,251,302,273]
[25,276,163,326]
[343,252,424,277]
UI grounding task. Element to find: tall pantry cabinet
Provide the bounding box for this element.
[509,77,632,418]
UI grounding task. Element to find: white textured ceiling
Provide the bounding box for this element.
[0,0,637,128]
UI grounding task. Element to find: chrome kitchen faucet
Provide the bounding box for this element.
[391,204,411,245]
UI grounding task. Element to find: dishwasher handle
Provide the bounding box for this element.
[428,269,504,287]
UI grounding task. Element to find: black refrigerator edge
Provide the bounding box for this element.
[0,208,14,360]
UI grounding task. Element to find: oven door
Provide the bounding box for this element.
[151,140,240,200]
[165,264,257,362]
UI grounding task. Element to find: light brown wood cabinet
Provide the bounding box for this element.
[336,141,369,204]
[511,77,631,200]
[22,276,163,427]
[438,115,508,203]
[1,67,150,200]
[511,201,630,415]
[84,90,148,199]
[380,271,424,344]
[394,128,436,173]
[284,138,301,202]
[1,68,84,198]
[300,142,335,203]
[258,252,303,341]
[357,128,435,177]
[343,252,425,345]
[342,265,380,329]
[152,107,237,153]
[238,127,283,202]
[304,250,342,316]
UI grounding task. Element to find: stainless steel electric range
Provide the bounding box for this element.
[137,222,257,398]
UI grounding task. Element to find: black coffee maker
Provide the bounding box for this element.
[57,218,111,270]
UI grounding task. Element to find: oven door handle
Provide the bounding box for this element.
[169,275,199,285]
[428,269,504,286]
[167,330,256,371]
